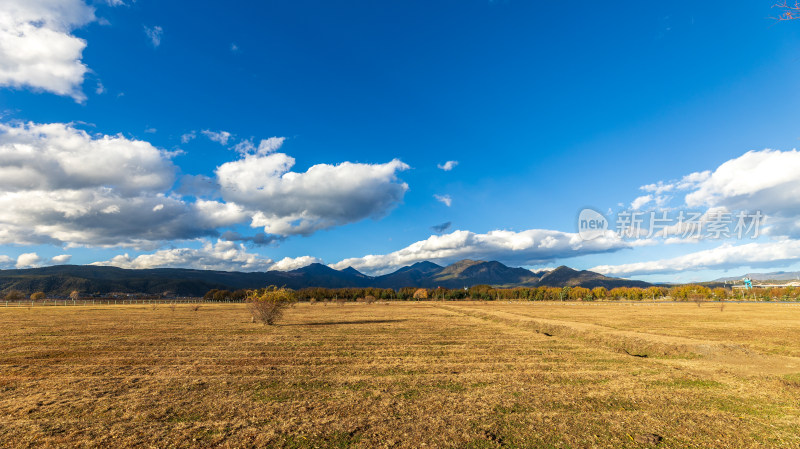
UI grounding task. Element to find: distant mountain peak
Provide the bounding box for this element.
[340,266,367,277]
[410,261,442,268]
[395,261,443,273]
[551,265,576,272]
[437,259,486,277]
[289,263,335,274]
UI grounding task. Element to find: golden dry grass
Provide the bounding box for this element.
[1,301,800,448]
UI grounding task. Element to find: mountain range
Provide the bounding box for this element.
[714,271,800,282]
[0,260,651,297]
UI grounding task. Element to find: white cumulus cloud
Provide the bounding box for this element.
[642,149,800,239]
[0,0,97,101]
[0,121,216,247]
[50,254,72,264]
[0,121,175,194]
[434,194,452,207]
[16,252,42,268]
[437,160,458,171]
[257,137,285,155]
[630,195,652,210]
[144,25,162,47]
[180,131,196,143]
[231,137,286,156]
[684,149,800,212]
[217,152,409,236]
[201,129,232,145]
[268,255,323,271]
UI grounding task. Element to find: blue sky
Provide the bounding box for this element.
[3,0,800,282]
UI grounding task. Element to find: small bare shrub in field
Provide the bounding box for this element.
[690,293,705,307]
[30,292,45,301]
[190,304,201,312]
[247,286,297,325]
[169,303,176,312]
[364,295,376,304]
[69,290,80,301]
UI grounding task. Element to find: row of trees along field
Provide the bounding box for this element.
[4,290,79,301]
[200,285,800,302]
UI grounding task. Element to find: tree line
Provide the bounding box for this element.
[7,284,800,302]
[200,284,800,302]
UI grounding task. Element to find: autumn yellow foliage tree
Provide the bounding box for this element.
[246,286,297,325]
[591,287,608,300]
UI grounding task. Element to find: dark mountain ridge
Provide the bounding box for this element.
[536,266,651,289]
[0,260,650,296]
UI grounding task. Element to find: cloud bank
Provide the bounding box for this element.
[592,240,800,276]
[679,149,800,238]
[0,121,411,249]
[93,240,274,272]
[0,121,224,247]
[92,240,321,272]
[330,228,634,275]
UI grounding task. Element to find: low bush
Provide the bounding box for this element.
[247,286,297,325]
[4,290,25,300]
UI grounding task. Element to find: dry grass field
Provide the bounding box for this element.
[2,301,800,448]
